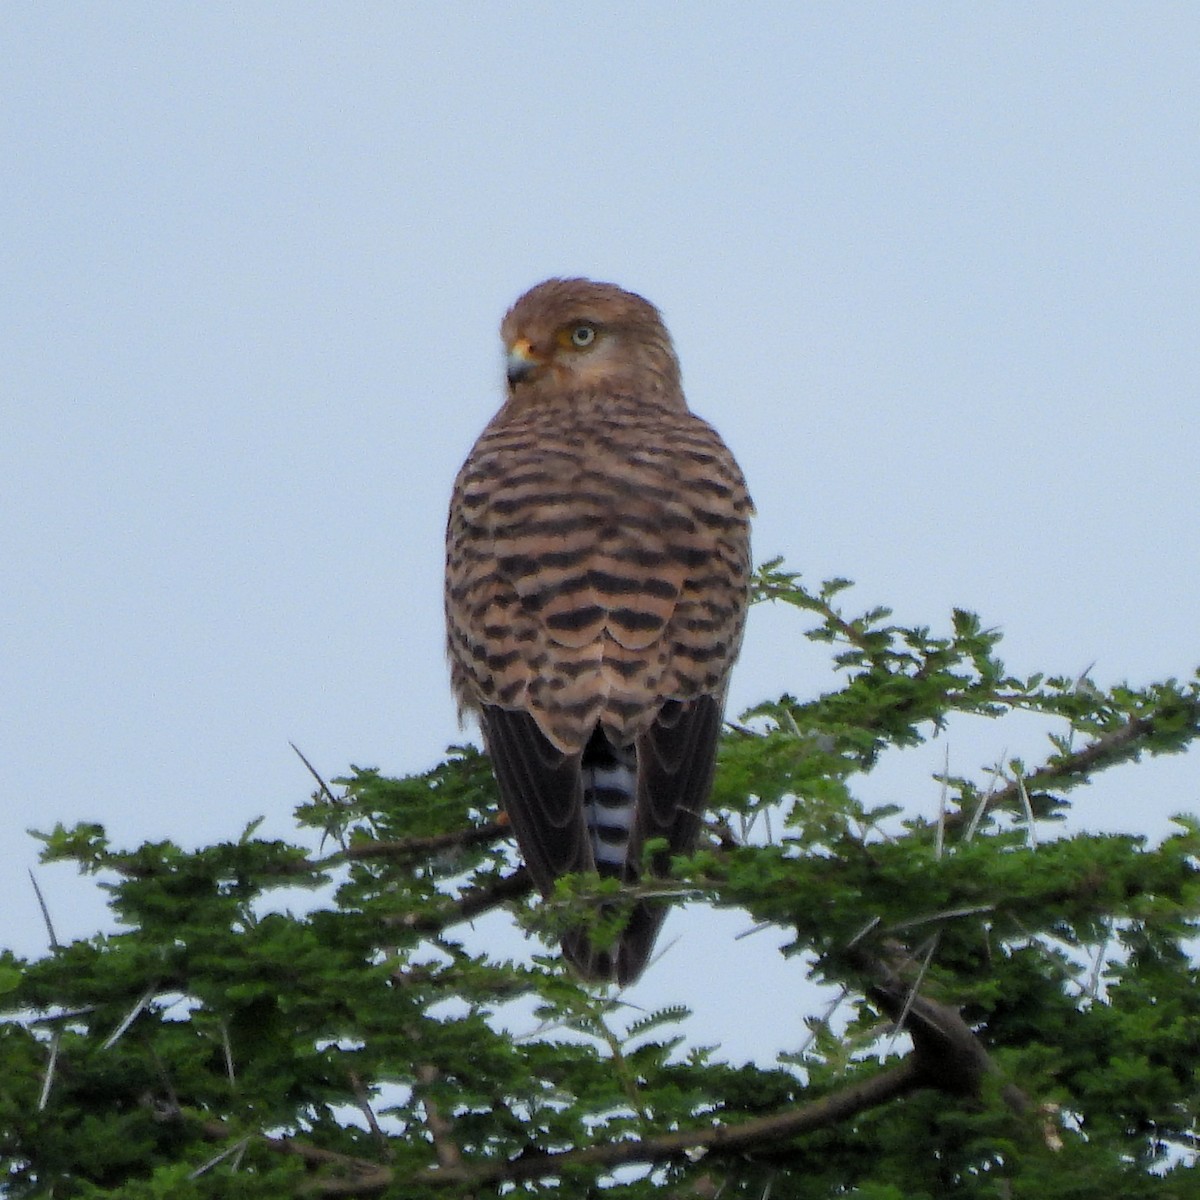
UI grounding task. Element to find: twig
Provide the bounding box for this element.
[220,1021,236,1086]
[37,1031,60,1111]
[845,916,880,949]
[945,714,1159,836]
[963,786,992,842]
[414,1064,464,1172]
[934,745,949,860]
[734,920,777,941]
[291,741,350,852]
[25,1005,98,1027]
[886,936,939,1051]
[885,904,995,932]
[1013,768,1038,849]
[386,867,533,934]
[189,1135,252,1179]
[169,1111,393,1196]
[1082,935,1110,1002]
[28,870,60,950]
[290,741,341,807]
[101,984,158,1050]
[329,823,508,865]
[349,1071,390,1155]
[796,985,850,1057]
[965,751,1006,842]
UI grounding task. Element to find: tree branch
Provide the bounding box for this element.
[845,938,1029,1114]
[166,1054,924,1192]
[385,866,533,934]
[324,822,508,866]
[941,713,1156,834]
[414,1063,465,1173]
[414,1059,923,1187]
[156,928,1030,1195]
[209,1061,923,1193]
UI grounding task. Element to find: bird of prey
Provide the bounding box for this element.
[445,278,752,984]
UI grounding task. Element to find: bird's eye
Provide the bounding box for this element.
[571,324,596,348]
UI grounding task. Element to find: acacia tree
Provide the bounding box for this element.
[3,563,1200,1198]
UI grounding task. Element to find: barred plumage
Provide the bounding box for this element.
[445,278,752,984]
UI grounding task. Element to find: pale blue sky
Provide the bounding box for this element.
[3,6,1198,1060]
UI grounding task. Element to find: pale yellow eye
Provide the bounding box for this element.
[571,324,596,348]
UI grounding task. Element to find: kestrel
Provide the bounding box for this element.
[445,278,752,984]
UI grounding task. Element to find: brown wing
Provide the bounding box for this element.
[479,706,591,892]
[446,399,751,750]
[635,696,725,870]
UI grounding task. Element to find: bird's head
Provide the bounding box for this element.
[499,278,683,405]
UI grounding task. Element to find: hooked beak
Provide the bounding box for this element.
[505,337,544,385]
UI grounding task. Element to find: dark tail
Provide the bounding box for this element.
[561,728,665,985]
[560,902,668,985]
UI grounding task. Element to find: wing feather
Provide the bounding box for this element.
[480,707,591,891]
[635,696,724,869]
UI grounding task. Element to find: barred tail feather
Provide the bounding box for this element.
[481,699,724,986]
[582,728,638,874]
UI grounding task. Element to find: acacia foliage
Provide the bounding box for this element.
[3,563,1200,1198]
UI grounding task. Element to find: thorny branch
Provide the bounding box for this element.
[103,705,1189,886]
[385,865,534,934]
[941,712,1158,834]
[844,939,1029,1114]
[170,1061,924,1194]
[164,942,1030,1194]
[326,822,509,864]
